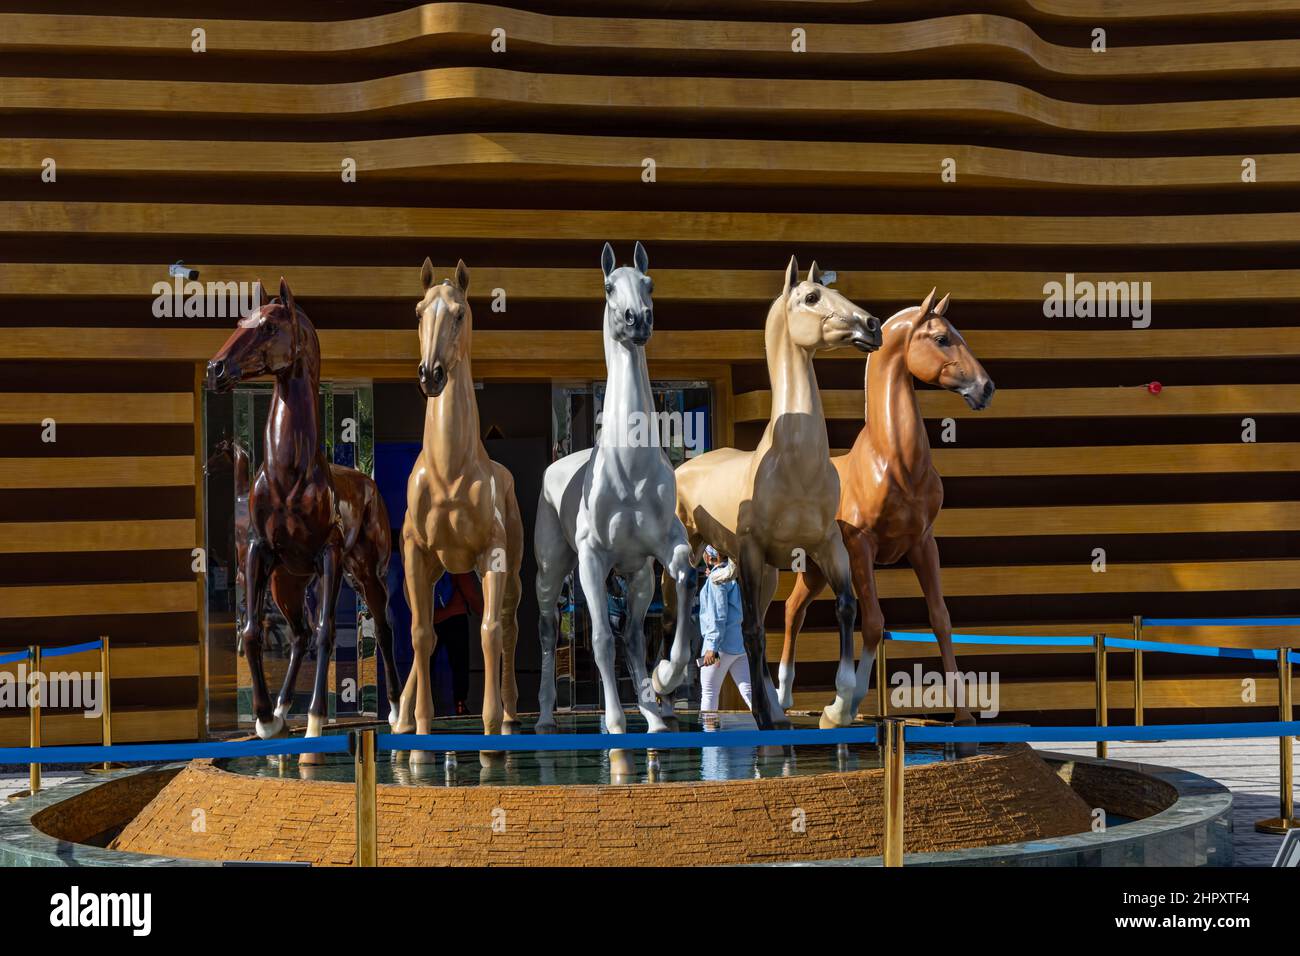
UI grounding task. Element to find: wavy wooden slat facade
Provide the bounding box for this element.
[1,0,1297,740]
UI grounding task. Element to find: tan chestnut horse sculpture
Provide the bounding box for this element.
[395,258,525,763]
[669,258,881,730]
[780,290,995,724]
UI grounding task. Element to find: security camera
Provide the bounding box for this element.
[169,260,199,281]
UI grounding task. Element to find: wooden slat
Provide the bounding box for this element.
[0,643,200,679]
[3,327,1299,363]
[0,706,198,746]
[0,393,190,425]
[776,559,1300,601]
[4,9,1298,81]
[0,582,195,619]
[4,134,1299,189]
[0,456,194,489]
[789,675,1300,716]
[0,519,195,554]
[7,70,1300,135]
[737,384,1300,422]
[6,263,1300,303]
[934,500,1300,536]
[930,442,1300,476]
[17,202,1300,249]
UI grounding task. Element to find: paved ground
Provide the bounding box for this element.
[1033,738,1291,867]
[4,741,1292,866]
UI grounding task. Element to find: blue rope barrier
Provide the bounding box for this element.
[1143,617,1300,628]
[886,631,1095,648]
[1104,635,1300,664]
[0,649,27,665]
[0,735,350,765]
[41,639,104,659]
[905,721,1300,744]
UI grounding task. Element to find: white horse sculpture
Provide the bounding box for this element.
[535,242,698,750]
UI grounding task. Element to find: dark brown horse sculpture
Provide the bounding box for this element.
[780,290,994,725]
[206,279,400,749]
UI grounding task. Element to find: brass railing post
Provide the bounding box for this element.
[1256,647,1298,834]
[1132,616,1144,728]
[354,729,378,866]
[882,719,905,867]
[87,635,123,774]
[876,632,889,719]
[28,645,40,796]
[1094,633,1108,759]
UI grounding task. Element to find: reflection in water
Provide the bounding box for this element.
[219,712,967,788]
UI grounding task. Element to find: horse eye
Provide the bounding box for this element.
[936,335,950,347]
[605,284,613,295]
[805,291,820,305]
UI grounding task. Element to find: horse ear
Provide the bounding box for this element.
[420,257,436,291]
[807,261,823,285]
[633,241,649,274]
[454,259,470,293]
[253,279,268,308]
[601,242,616,279]
[934,292,951,316]
[919,286,937,316]
[784,255,799,294]
[279,277,296,317]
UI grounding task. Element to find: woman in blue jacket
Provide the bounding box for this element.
[697,546,753,711]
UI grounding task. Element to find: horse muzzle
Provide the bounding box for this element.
[205,358,240,392]
[417,362,447,398]
[848,312,883,353]
[962,378,996,411]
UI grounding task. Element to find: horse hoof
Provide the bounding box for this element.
[387,705,403,731]
[479,749,505,769]
[299,751,326,766]
[819,705,851,730]
[608,748,636,781]
[662,715,681,733]
[777,686,794,711]
[255,714,287,739]
[535,720,558,734]
[410,747,437,766]
[651,660,679,695]
[502,718,521,734]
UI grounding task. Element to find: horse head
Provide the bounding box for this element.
[600,241,654,347]
[415,257,472,398]
[779,256,881,354]
[206,278,305,391]
[903,289,995,410]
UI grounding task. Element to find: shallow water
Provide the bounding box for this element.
[220,712,981,788]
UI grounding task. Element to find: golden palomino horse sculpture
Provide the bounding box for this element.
[667,258,881,730]
[395,259,525,764]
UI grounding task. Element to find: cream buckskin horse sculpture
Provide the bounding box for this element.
[671,258,881,730]
[779,290,995,725]
[396,259,525,764]
[534,242,697,746]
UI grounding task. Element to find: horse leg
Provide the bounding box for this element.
[242,538,284,738]
[355,568,400,730]
[534,499,575,733]
[301,532,345,764]
[907,531,973,726]
[399,537,441,760]
[737,537,779,731]
[477,545,511,743]
[779,561,826,712]
[623,559,668,733]
[651,521,697,696]
[843,529,883,717]
[576,546,623,734]
[269,570,310,724]
[499,497,525,730]
[813,530,861,729]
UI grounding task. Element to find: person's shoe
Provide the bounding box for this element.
[455,700,469,716]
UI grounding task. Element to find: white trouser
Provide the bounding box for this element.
[699,651,753,711]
